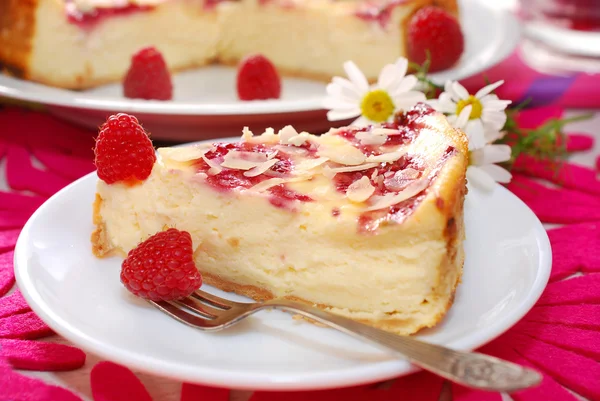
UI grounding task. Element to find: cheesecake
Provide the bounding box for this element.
[0,0,459,90]
[91,104,468,335]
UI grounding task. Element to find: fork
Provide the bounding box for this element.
[150,289,542,392]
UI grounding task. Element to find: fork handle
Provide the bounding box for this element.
[260,299,541,392]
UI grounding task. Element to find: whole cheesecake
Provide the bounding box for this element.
[91,104,469,335]
[0,0,459,89]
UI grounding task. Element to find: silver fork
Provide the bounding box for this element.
[150,289,542,392]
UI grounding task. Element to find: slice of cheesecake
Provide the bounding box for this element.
[91,104,468,335]
[0,0,459,89]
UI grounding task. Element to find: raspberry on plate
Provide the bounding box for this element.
[94,113,156,185]
[120,228,203,301]
[407,6,464,72]
[123,46,173,101]
[236,54,282,101]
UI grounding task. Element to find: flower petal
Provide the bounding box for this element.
[451,81,470,100]
[0,289,30,318]
[0,311,53,339]
[0,250,15,297]
[343,61,369,94]
[393,91,427,111]
[0,368,82,401]
[474,80,504,99]
[479,164,512,183]
[454,105,472,130]
[326,108,361,121]
[537,274,600,306]
[429,92,457,114]
[482,109,508,133]
[91,361,153,401]
[466,165,497,191]
[351,116,371,127]
[471,144,512,166]
[328,77,363,101]
[0,339,86,371]
[377,63,400,90]
[394,57,409,77]
[465,119,486,150]
[390,75,419,97]
[322,96,358,111]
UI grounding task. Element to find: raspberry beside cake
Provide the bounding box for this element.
[0,0,460,90]
[91,104,468,335]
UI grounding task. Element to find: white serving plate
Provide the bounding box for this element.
[14,158,550,391]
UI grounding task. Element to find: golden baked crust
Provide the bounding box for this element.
[0,0,37,79]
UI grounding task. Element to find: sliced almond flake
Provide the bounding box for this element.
[247,178,286,192]
[274,145,309,156]
[346,176,376,203]
[365,179,430,211]
[355,131,387,146]
[221,150,269,170]
[366,150,406,164]
[196,172,208,180]
[327,163,379,174]
[202,155,223,174]
[288,132,311,146]
[294,157,329,173]
[371,128,401,136]
[158,145,211,162]
[370,169,379,181]
[244,158,280,177]
[241,126,254,140]
[279,125,299,144]
[318,143,366,166]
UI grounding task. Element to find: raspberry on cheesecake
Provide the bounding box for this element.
[91,104,468,335]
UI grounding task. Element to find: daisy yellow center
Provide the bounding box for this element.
[456,96,483,120]
[360,90,395,123]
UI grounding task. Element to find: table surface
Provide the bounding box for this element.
[3,108,596,401]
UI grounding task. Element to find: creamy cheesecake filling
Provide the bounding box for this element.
[92,105,468,335]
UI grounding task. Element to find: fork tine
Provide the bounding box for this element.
[191,289,235,309]
[150,301,222,329]
[175,297,223,318]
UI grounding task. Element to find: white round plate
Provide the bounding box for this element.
[14,152,550,391]
[0,0,520,140]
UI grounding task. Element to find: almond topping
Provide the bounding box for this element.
[244,159,280,177]
[158,145,210,162]
[294,157,329,174]
[371,128,401,136]
[201,155,223,175]
[248,178,286,193]
[279,125,299,144]
[318,143,366,166]
[355,131,388,146]
[346,176,375,203]
[366,150,406,164]
[325,163,379,174]
[221,150,270,170]
[365,179,429,211]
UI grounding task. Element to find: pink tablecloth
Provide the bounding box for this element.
[1,49,600,401]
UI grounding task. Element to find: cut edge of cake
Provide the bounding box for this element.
[0,0,460,90]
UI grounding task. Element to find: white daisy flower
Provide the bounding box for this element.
[323,58,426,126]
[429,80,512,150]
[467,143,513,191]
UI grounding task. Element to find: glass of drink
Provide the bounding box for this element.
[518,0,600,73]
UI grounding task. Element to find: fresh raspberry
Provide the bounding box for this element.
[123,46,173,100]
[120,228,202,301]
[236,54,282,101]
[407,6,464,72]
[94,113,156,184]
